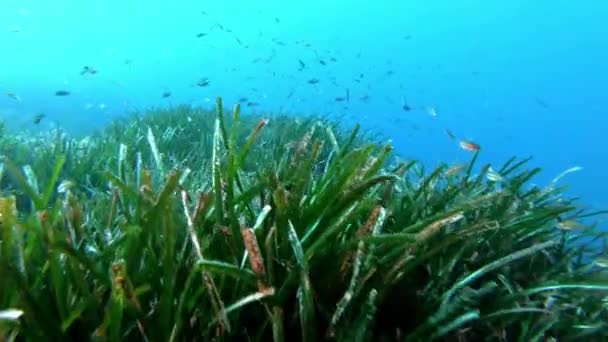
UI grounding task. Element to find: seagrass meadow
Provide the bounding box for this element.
[1,98,608,341]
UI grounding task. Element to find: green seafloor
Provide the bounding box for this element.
[1,98,607,341]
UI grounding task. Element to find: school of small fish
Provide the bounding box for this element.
[0,5,561,171]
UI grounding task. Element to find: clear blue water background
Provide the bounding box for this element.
[1,1,606,223]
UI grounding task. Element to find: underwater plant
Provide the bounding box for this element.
[0,98,607,341]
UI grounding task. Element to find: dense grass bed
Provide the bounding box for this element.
[1,98,607,341]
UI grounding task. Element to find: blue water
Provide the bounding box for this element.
[1,1,606,219]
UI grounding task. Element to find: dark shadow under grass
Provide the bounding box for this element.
[1,98,607,341]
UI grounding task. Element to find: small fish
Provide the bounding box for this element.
[5,92,21,101]
[533,96,549,108]
[330,57,337,62]
[424,106,438,117]
[556,220,584,231]
[360,94,371,102]
[445,129,456,140]
[459,140,481,152]
[196,78,210,87]
[307,78,319,85]
[162,91,172,98]
[319,59,326,65]
[246,102,259,107]
[33,113,45,125]
[238,97,248,103]
[55,90,71,96]
[196,32,207,38]
[486,167,504,182]
[401,96,411,111]
[80,66,97,75]
[334,97,347,102]
[445,164,465,177]
[274,17,280,23]
[298,59,306,69]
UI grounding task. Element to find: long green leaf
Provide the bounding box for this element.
[287,220,316,342]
